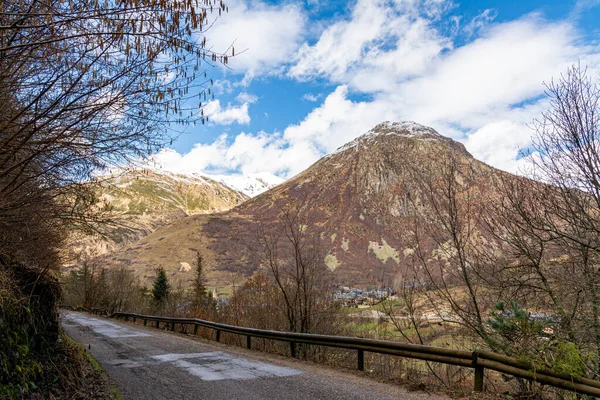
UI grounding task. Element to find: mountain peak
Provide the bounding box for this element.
[371,121,441,138]
[333,121,470,157]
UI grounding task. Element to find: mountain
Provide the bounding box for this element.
[98,122,503,287]
[203,172,285,197]
[64,169,249,263]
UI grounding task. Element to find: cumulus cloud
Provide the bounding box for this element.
[159,0,600,179]
[206,0,306,74]
[152,132,317,177]
[463,121,533,172]
[289,0,394,82]
[289,0,451,85]
[390,16,578,125]
[204,100,251,125]
[282,86,392,156]
[235,92,258,104]
[279,7,592,174]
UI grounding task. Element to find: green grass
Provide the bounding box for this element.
[213,285,234,297]
[372,298,404,311]
[341,298,405,314]
[352,320,379,332]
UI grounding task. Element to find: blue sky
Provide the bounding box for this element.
[154,0,600,180]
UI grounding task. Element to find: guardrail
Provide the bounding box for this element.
[76,309,600,397]
[113,312,600,396]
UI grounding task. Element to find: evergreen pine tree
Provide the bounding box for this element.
[192,252,208,312]
[152,267,170,308]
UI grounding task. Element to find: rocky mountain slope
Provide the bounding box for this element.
[64,169,250,264]
[98,122,506,287]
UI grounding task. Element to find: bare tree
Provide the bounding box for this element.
[384,268,427,345]
[406,65,600,386]
[0,0,233,268]
[62,256,105,309]
[250,200,334,335]
[405,153,498,346]
[224,272,281,330]
[102,265,145,313]
[487,64,600,377]
[1,3,235,394]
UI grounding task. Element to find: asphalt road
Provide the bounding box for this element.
[62,311,449,400]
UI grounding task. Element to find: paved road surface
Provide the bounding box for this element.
[62,311,448,400]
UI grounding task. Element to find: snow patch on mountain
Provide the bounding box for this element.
[135,166,283,197]
[332,121,447,155]
[137,155,284,197]
[205,172,284,197]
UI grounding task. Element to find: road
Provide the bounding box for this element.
[62,311,449,400]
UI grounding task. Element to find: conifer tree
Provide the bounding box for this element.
[192,252,208,313]
[152,267,170,308]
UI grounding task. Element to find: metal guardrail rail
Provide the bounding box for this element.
[67,307,600,397]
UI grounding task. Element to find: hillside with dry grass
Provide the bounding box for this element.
[63,169,248,269]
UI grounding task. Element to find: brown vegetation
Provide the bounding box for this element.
[60,63,600,399]
[387,65,600,397]
[0,0,232,395]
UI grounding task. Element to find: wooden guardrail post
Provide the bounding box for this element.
[144,319,147,326]
[193,323,199,335]
[171,322,175,331]
[472,351,484,392]
[290,342,297,358]
[133,316,136,323]
[247,335,252,349]
[216,329,221,342]
[358,349,365,371]
[156,320,160,329]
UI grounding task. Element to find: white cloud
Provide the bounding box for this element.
[289,0,451,84]
[463,121,533,173]
[239,69,256,87]
[235,92,258,104]
[207,0,306,74]
[389,16,579,126]
[204,100,251,125]
[281,10,592,173]
[463,9,498,37]
[301,93,321,102]
[212,79,234,95]
[349,17,451,93]
[159,1,600,180]
[153,132,315,177]
[156,87,391,178]
[282,86,393,156]
[290,0,393,82]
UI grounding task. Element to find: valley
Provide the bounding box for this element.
[5,1,598,397]
[60,115,600,397]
